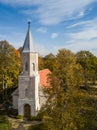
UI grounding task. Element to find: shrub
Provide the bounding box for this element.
[16,115,23,119]
[0,115,11,130]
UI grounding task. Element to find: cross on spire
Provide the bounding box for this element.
[28,21,31,29]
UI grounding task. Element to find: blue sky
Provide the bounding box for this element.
[0,0,97,56]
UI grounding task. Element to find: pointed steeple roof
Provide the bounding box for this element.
[22,22,35,53]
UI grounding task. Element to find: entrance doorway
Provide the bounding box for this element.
[24,104,31,118]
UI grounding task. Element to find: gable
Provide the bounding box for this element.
[39,69,51,88]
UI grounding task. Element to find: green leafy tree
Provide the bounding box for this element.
[38,55,45,70]
[43,53,57,73]
[40,75,89,130]
[0,40,20,100]
[76,51,97,85]
[55,49,84,90]
[39,49,97,130]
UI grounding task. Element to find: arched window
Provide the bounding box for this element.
[25,62,28,71]
[32,63,35,71]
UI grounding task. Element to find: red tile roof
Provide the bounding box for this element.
[39,69,51,88]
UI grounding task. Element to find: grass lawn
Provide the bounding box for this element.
[0,115,11,130]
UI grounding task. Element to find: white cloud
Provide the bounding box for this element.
[46,17,97,56]
[51,33,59,39]
[64,17,97,55]
[37,27,47,33]
[78,10,85,17]
[69,29,97,40]
[0,0,96,25]
[35,43,50,56]
[65,40,97,52]
[0,0,42,6]
[37,0,96,25]
[68,17,97,40]
[0,0,97,56]
[67,21,91,28]
[67,17,97,28]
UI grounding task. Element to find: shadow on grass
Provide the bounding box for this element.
[28,124,43,130]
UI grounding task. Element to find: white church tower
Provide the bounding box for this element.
[18,22,40,117]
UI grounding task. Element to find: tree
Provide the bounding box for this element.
[38,55,45,70]
[55,49,84,90]
[0,40,20,100]
[40,74,97,130]
[76,51,97,85]
[43,53,57,73]
[39,49,97,130]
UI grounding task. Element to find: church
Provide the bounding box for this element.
[12,22,50,117]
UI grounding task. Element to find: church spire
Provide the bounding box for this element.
[22,22,35,53]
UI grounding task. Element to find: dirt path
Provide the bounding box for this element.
[8,117,24,129]
[8,117,42,130]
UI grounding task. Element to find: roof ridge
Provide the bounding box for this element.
[39,68,50,72]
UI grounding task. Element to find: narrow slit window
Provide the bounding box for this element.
[32,63,35,71]
[25,88,28,97]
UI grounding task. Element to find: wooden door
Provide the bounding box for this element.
[24,104,31,118]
